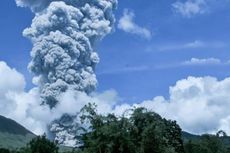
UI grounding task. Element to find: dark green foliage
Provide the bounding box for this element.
[3,104,230,153]
[20,135,58,153]
[0,148,10,153]
[80,104,185,153]
[184,133,230,153]
[0,136,59,153]
[130,108,184,153]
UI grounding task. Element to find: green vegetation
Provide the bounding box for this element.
[1,104,230,153]
[80,104,184,153]
[0,135,58,153]
[20,135,58,153]
[0,132,34,150]
[0,116,35,149]
[184,134,230,153]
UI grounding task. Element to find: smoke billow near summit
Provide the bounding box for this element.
[15,0,117,146]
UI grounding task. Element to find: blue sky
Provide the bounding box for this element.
[1,0,230,103]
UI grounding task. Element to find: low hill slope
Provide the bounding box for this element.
[0,115,35,149]
[182,131,230,146]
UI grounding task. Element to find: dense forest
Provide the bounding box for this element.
[1,104,230,153]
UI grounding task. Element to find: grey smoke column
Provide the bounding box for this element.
[17,0,117,108]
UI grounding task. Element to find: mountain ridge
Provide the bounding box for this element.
[0,115,34,136]
[0,115,36,149]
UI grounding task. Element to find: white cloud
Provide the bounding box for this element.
[0,61,46,134]
[147,57,228,70]
[172,0,207,18]
[118,9,152,40]
[0,61,26,115]
[0,62,25,93]
[114,76,230,135]
[57,89,120,117]
[158,40,205,51]
[184,40,205,48]
[0,61,121,135]
[3,61,230,135]
[183,58,222,65]
[155,40,226,52]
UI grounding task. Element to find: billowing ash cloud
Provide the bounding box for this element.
[0,62,119,145]
[15,0,117,146]
[17,0,117,108]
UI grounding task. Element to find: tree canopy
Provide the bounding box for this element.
[80,104,185,153]
[1,104,230,153]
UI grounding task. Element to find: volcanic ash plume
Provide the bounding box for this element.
[16,0,117,146]
[17,0,117,108]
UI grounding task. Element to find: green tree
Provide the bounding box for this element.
[184,133,229,153]
[80,104,185,153]
[21,135,58,153]
[131,108,184,153]
[81,104,136,153]
[0,148,10,153]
